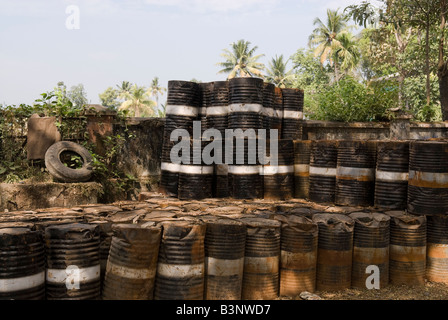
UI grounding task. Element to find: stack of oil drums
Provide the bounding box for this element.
[281,88,303,140]
[262,82,276,139]
[293,140,311,199]
[160,81,200,197]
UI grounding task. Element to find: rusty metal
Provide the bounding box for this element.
[102,223,161,300]
[154,220,206,300]
[313,213,354,292]
[349,212,390,289]
[387,211,426,286]
[240,218,281,300]
[270,87,283,132]
[426,215,448,284]
[281,88,304,140]
[203,216,246,300]
[263,139,295,200]
[335,140,377,207]
[263,82,276,139]
[294,140,312,199]
[198,82,212,135]
[273,214,318,295]
[207,81,229,138]
[374,141,410,210]
[407,140,448,215]
[0,227,45,300]
[45,223,101,300]
[309,140,339,204]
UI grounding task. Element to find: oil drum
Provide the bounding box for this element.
[293,140,312,199]
[281,88,303,140]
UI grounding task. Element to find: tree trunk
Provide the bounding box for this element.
[440,64,448,120]
[425,15,431,105]
[439,0,448,120]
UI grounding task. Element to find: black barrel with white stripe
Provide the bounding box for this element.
[228,77,264,133]
[294,140,312,199]
[281,88,303,140]
[228,137,263,199]
[271,87,283,133]
[207,81,229,139]
[45,223,101,300]
[374,141,410,210]
[387,211,426,286]
[426,215,448,284]
[203,216,246,300]
[198,82,212,135]
[102,224,162,300]
[309,140,339,204]
[178,139,214,200]
[0,227,45,300]
[349,212,390,290]
[160,80,200,197]
[262,82,276,139]
[241,218,281,300]
[408,140,448,215]
[263,139,295,200]
[335,140,377,207]
[154,220,206,300]
[273,214,318,295]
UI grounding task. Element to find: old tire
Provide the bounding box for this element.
[45,141,94,182]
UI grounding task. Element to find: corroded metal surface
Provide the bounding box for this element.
[294,140,312,199]
[102,224,161,300]
[313,214,354,292]
[426,215,448,284]
[349,212,390,289]
[335,140,377,207]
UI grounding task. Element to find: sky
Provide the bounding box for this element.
[0,0,370,107]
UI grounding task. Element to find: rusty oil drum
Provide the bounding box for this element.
[262,82,276,139]
[407,140,448,215]
[374,141,410,210]
[154,220,206,300]
[335,140,377,207]
[348,212,390,289]
[0,227,45,300]
[203,216,246,300]
[426,215,448,284]
[309,140,338,204]
[262,139,295,200]
[313,214,354,292]
[240,218,281,300]
[293,140,311,199]
[281,88,304,140]
[387,211,426,286]
[102,224,162,300]
[45,223,101,300]
[273,214,318,295]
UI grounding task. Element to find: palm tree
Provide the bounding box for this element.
[308,8,352,81]
[333,32,361,77]
[116,81,133,100]
[265,54,295,88]
[216,39,265,79]
[119,84,156,117]
[147,76,166,110]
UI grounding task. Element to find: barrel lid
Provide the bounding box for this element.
[0,227,42,247]
[312,213,354,232]
[271,214,318,234]
[348,212,390,228]
[160,219,206,238]
[239,217,281,228]
[45,223,99,240]
[112,223,161,242]
[385,211,426,228]
[0,227,33,235]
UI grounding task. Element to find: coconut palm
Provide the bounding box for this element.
[147,76,166,107]
[119,84,156,117]
[308,8,352,81]
[216,39,265,79]
[333,32,361,77]
[116,81,133,100]
[265,54,295,88]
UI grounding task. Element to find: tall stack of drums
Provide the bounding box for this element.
[374,141,410,210]
[160,81,200,197]
[335,140,377,207]
[281,88,303,140]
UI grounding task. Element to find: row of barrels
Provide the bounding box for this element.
[160,78,304,199]
[295,139,448,215]
[1,210,446,300]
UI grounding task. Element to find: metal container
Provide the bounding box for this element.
[294,140,312,199]
[240,218,281,300]
[387,211,426,286]
[160,80,200,197]
[408,140,448,215]
[207,81,229,138]
[198,82,212,136]
[263,139,295,200]
[262,82,276,139]
[273,214,318,295]
[335,140,377,207]
[426,215,448,284]
[178,139,214,200]
[374,141,410,210]
[313,213,354,292]
[309,140,339,204]
[154,220,206,300]
[0,227,45,300]
[45,223,101,300]
[203,217,246,300]
[281,88,303,140]
[349,212,390,289]
[270,87,283,133]
[102,223,162,300]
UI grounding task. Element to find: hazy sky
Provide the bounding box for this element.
[0,0,368,106]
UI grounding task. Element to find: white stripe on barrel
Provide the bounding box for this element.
[228,103,263,113]
[166,105,198,117]
[282,110,303,120]
[309,166,337,177]
[228,166,262,175]
[261,165,294,176]
[0,271,45,293]
[408,170,448,188]
[46,265,101,284]
[179,165,214,175]
[206,106,229,116]
[161,162,181,173]
[205,257,244,277]
[376,170,409,181]
[156,263,204,278]
[337,166,375,180]
[106,261,156,280]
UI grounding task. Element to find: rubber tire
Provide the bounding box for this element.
[45,141,94,182]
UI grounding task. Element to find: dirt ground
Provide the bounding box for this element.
[280,281,448,300]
